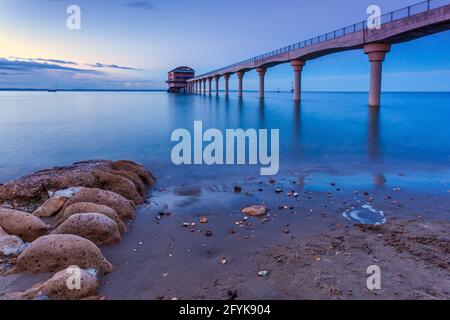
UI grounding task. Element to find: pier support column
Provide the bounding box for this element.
[195,81,198,94]
[256,67,266,100]
[291,60,306,102]
[364,43,391,107]
[208,78,212,95]
[215,76,220,96]
[224,74,230,97]
[203,79,207,95]
[237,71,245,98]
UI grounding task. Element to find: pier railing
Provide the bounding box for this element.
[194,0,449,79]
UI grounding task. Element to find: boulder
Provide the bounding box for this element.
[112,160,154,186]
[32,188,83,218]
[0,235,25,256]
[0,208,50,242]
[95,171,143,204]
[10,234,113,275]
[58,202,127,233]
[32,196,67,218]
[52,213,121,247]
[0,226,8,236]
[6,267,99,300]
[241,205,267,217]
[60,188,136,221]
[0,160,153,212]
[109,170,146,198]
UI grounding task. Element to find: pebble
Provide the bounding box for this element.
[205,230,213,237]
[258,270,270,277]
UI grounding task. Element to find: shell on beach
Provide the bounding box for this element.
[6,267,99,300]
[58,202,127,233]
[11,234,113,275]
[52,213,121,247]
[0,208,50,242]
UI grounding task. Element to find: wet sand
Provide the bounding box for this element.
[1,175,449,300]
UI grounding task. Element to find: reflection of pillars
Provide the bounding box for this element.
[364,43,391,107]
[293,100,302,158]
[368,107,386,187]
[256,67,266,99]
[208,78,212,95]
[259,98,265,123]
[215,76,220,96]
[237,71,245,98]
[291,60,305,102]
[224,74,230,97]
[203,79,207,95]
[368,107,380,161]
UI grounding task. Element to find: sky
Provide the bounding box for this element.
[0,0,449,91]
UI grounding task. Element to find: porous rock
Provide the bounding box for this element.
[60,188,136,221]
[95,171,143,204]
[11,234,113,275]
[52,213,121,247]
[112,160,154,186]
[0,208,49,242]
[0,160,153,212]
[6,267,99,300]
[58,202,127,233]
[0,235,25,256]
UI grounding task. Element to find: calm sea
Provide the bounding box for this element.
[0,91,449,191]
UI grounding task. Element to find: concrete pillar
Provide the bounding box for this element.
[256,67,266,99]
[223,74,230,97]
[208,78,212,95]
[215,76,220,96]
[203,79,207,94]
[236,71,245,97]
[364,43,391,107]
[291,60,306,102]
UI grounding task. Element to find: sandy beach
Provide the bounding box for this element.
[2,171,448,300]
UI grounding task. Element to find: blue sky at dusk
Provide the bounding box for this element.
[0,0,449,91]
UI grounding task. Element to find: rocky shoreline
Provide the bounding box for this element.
[0,160,154,300]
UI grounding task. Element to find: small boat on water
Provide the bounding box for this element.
[48,82,58,93]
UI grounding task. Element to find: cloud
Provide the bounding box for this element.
[124,1,155,10]
[10,57,78,66]
[86,62,142,71]
[0,58,103,75]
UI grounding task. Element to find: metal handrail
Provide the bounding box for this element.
[193,0,448,80]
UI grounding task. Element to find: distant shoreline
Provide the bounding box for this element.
[0,89,449,93]
[0,89,166,92]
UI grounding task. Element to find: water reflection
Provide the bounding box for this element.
[367,107,386,187]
